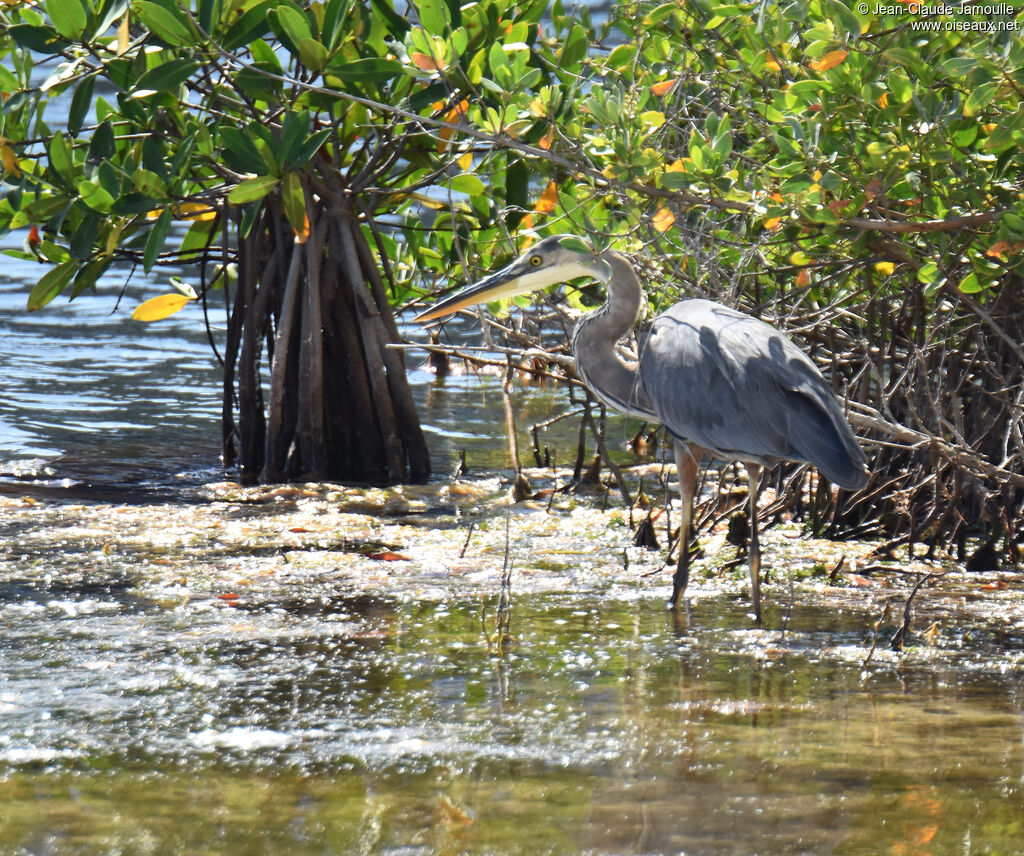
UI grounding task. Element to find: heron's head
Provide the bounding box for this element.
[415,235,608,322]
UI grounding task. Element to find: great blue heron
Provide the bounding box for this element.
[417,235,869,621]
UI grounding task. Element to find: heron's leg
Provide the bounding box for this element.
[745,463,764,623]
[670,441,703,608]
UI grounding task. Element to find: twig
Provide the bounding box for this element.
[890,572,936,651]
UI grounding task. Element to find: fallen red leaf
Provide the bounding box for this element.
[217,592,240,601]
[365,550,409,561]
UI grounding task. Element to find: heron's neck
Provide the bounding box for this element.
[571,252,655,419]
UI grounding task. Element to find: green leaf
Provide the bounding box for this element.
[49,0,88,38]
[417,0,450,35]
[289,129,331,168]
[963,82,998,117]
[228,175,279,204]
[48,134,74,183]
[28,260,79,311]
[882,48,923,78]
[134,58,201,92]
[88,121,116,163]
[828,0,861,40]
[449,174,485,195]
[559,24,588,69]
[92,0,131,41]
[277,111,311,166]
[133,168,168,196]
[281,171,307,235]
[219,127,268,175]
[68,75,95,135]
[269,3,314,58]
[942,57,977,78]
[144,207,173,272]
[958,272,986,294]
[325,55,403,82]
[77,180,115,213]
[1000,212,1024,238]
[222,0,276,49]
[369,0,410,37]
[297,38,329,71]
[25,195,72,222]
[7,23,69,54]
[133,0,194,46]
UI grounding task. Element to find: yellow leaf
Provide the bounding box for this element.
[763,54,781,72]
[812,169,822,181]
[132,293,195,322]
[0,137,21,177]
[666,158,689,173]
[877,92,888,108]
[763,217,782,231]
[874,261,895,275]
[117,14,130,55]
[457,152,473,171]
[809,50,847,72]
[981,123,998,133]
[652,206,675,233]
[651,79,677,96]
[534,181,558,214]
[175,202,216,221]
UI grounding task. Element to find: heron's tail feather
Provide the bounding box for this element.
[784,390,869,490]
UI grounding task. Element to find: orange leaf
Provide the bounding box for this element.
[366,550,409,561]
[877,92,888,108]
[848,574,879,587]
[537,128,555,150]
[652,206,675,233]
[763,217,782,231]
[534,181,558,214]
[795,268,811,288]
[809,50,847,72]
[650,79,677,96]
[411,52,440,71]
[986,239,1011,259]
[769,192,784,203]
[28,224,41,246]
[217,592,240,601]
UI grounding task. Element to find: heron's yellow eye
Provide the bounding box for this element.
[530,255,542,266]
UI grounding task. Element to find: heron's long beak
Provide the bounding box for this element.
[415,266,528,323]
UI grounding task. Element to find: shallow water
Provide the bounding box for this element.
[2,477,1023,855]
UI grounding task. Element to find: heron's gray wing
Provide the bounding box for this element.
[639,300,867,489]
